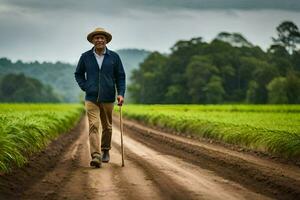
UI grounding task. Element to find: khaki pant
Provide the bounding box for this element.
[85,101,114,157]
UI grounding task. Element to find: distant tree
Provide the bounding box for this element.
[268,44,290,57]
[251,61,279,103]
[164,37,206,103]
[170,37,204,53]
[215,32,253,47]
[272,21,300,53]
[267,77,288,104]
[129,52,167,103]
[185,56,219,103]
[0,73,60,102]
[267,43,294,76]
[292,50,300,72]
[201,40,239,101]
[203,75,225,104]
[0,57,12,67]
[238,57,261,97]
[246,81,260,104]
[286,71,300,104]
[164,85,186,103]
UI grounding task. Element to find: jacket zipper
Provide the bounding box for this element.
[96,70,101,102]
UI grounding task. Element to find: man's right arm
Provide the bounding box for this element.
[74,55,87,91]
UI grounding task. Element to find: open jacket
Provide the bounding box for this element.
[75,47,126,103]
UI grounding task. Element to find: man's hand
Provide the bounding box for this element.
[117,95,124,106]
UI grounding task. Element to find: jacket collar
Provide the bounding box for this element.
[89,47,111,56]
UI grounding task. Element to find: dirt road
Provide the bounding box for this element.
[1,116,300,200]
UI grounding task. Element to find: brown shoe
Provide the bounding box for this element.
[90,153,102,168]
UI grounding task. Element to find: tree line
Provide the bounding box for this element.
[0,73,61,102]
[129,21,300,104]
[0,59,80,102]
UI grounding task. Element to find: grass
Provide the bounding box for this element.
[118,104,300,159]
[0,103,84,173]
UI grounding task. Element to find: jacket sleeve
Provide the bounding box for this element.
[115,54,126,97]
[74,55,87,91]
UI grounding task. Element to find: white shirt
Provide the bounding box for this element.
[93,47,106,70]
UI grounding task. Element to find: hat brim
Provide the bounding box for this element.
[87,31,112,43]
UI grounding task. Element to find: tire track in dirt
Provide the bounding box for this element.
[117,117,300,200]
[111,141,195,200]
[20,116,166,200]
[21,122,91,200]
[111,125,271,200]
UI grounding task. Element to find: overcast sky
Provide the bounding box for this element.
[0,0,300,63]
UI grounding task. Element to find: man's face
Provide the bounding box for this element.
[92,34,107,49]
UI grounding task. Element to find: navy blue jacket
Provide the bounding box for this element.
[75,47,126,103]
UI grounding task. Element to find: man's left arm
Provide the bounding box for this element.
[115,55,126,105]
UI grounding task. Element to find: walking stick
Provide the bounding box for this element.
[119,105,125,167]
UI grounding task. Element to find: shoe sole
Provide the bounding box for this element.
[102,160,109,163]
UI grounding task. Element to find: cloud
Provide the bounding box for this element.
[1,0,300,13]
[0,0,300,63]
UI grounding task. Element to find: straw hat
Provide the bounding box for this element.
[87,27,112,43]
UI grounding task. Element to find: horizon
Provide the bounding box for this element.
[0,33,283,65]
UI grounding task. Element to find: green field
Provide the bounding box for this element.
[0,104,84,173]
[1,104,299,173]
[120,105,300,159]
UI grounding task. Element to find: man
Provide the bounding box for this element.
[75,27,126,168]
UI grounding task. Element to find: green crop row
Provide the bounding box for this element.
[122,104,300,113]
[0,104,84,173]
[119,105,300,159]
